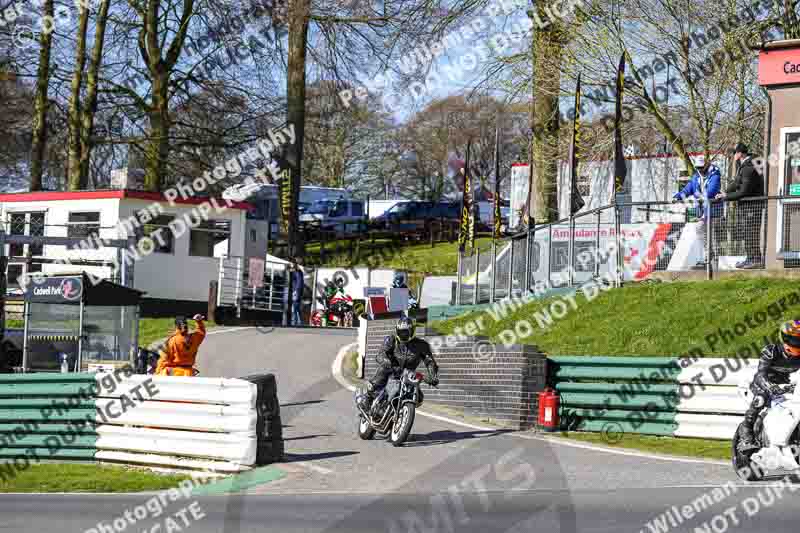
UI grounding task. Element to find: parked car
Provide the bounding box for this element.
[299,198,366,234]
[370,201,461,231]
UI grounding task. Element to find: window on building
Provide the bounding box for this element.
[141,215,175,254]
[190,220,231,257]
[67,212,100,249]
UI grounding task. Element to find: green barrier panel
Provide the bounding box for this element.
[0,408,96,421]
[555,382,678,394]
[559,392,678,411]
[0,399,95,409]
[552,366,681,381]
[0,434,97,448]
[0,383,96,398]
[550,356,680,366]
[0,374,102,462]
[0,424,98,434]
[0,373,97,384]
[568,420,678,436]
[0,448,96,460]
[561,408,678,423]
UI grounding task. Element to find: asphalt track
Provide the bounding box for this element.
[2,326,800,533]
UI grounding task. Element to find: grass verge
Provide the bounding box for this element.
[138,318,218,347]
[344,349,359,379]
[552,431,730,461]
[314,237,493,291]
[434,278,800,357]
[0,463,192,493]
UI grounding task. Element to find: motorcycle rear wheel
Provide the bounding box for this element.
[358,415,375,440]
[389,403,415,447]
[732,422,765,481]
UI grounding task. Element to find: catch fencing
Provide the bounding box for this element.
[457,197,800,304]
[551,356,757,440]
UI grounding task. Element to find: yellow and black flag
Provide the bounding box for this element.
[278,167,292,236]
[458,140,475,252]
[613,53,628,201]
[568,73,586,215]
[493,127,502,240]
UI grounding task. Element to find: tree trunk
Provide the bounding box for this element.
[286,0,310,258]
[530,17,565,223]
[67,3,90,191]
[29,0,54,192]
[79,0,111,188]
[145,74,171,192]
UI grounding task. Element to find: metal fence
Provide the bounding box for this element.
[455,196,799,305]
[217,256,288,319]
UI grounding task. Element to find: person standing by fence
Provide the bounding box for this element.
[290,260,304,326]
[716,143,765,269]
[672,161,722,270]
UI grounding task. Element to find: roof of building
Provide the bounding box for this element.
[0,189,252,210]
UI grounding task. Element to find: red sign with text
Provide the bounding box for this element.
[759,47,800,86]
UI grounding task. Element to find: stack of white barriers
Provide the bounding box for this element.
[94,375,259,473]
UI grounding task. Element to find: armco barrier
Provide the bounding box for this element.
[364,316,546,429]
[551,355,758,440]
[0,372,284,473]
[0,373,97,460]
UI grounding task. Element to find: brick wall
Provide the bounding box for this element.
[363,317,547,429]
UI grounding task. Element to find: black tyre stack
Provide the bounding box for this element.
[241,373,285,465]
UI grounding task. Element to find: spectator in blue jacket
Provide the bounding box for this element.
[672,162,722,269]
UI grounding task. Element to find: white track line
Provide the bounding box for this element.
[206,327,255,336]
[332,342,729,466]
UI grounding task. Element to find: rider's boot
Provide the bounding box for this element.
[357,383,375,413]
[737,408,760,453]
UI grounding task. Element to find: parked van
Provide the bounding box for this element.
[299,198,366,233]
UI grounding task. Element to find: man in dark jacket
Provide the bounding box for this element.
[290,260,304,326]
[357,317,439,412]
[716,143,765,269]
[737,320,800,453]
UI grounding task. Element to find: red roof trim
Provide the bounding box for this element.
[0,189,252,210]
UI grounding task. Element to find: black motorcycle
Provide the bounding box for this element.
[355,368,436,446]
[135,347,160,375]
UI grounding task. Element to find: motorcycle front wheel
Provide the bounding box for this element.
[358,415,376,440]
[389,403,415,447]
[732,422,764,481]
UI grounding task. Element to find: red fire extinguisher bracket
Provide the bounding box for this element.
[537,388,560,432]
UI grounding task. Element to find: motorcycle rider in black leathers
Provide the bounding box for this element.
[738,320,800,453]
[358,317,439,412]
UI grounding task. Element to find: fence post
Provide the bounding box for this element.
[761,198,768,269]
[456,251,462,305]
[706,207,713,280]
[507,240,515,299]
[473,248,480,305]
[546,224,552,289]
[568,215,575,287]
[490,241,497,304]
[615,204,623,287]
[524,227,532,294]
[595,211,601,279]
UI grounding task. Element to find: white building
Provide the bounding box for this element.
[0,190,249,310]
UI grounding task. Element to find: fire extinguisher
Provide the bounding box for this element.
[538,388,559,432]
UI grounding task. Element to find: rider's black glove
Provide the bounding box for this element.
[768,382,791,396]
